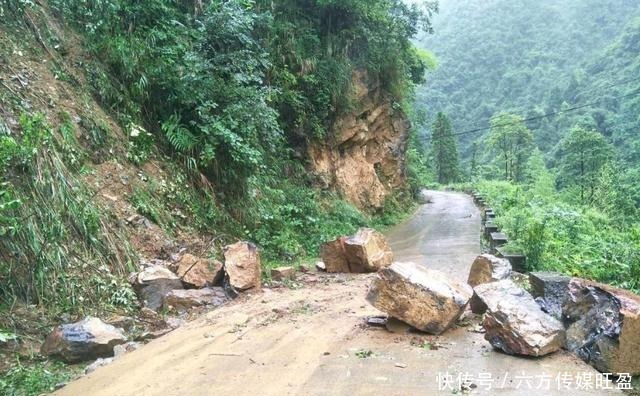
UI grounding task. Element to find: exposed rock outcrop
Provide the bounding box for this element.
[474,280,565,357]
[307,71,409,210]
[563,279,640,375]
[41,317,127,363]
[366,262,473,335]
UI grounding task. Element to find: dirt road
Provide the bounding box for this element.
[56,191,617,395]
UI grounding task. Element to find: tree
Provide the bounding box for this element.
[430,112,460,184]
[487,112,534,182]
[559,126,613,204]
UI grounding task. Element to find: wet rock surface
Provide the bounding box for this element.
[131,265,183,310]
[529,271,571,319]
[563,278,640,375]
[366,262,472,334]
[41,317,127,363]
[223,241,262,291]
[474,280,565,357]
[467,254,511,287]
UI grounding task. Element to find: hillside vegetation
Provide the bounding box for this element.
[0,1,435,392]
[412,0,640,293]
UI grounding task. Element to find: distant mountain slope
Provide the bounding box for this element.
[415,0,640,163]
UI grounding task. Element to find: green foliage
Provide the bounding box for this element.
[0,359,77,396]
[487,112,533,182]
[430,112,460,184]
[557,126,613,204]
[0,114,136,314]
[476,179,640,292]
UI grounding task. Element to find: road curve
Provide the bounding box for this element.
[55,191,616,396]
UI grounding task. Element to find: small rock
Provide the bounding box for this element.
[315,261,326,272]
[563,278,640,375]
[176,254,223,288]
[474,280,565,356]
[163,288,228,312]
[105,315,134,332]
[467,254,511,287]
[366,262,473,335]
[224,241,262,291]
[394,363,408,369]
[165,317,186,330]
[131,265,183,311]
[366,316,387,327]
[113,341,141,358]
[528,271,570,319]
[271,266,295,281]
[41,317,127,363]
[84,357,114,375]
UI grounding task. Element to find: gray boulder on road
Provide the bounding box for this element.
[366,262,473,335]
[474,280,565,357]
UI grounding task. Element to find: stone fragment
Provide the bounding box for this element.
[131,265,183,310]
[271,266,295,281]
[366,262,472,335]
[113,341,141,358]
[563,279,640,375]
[467,254,511,287]
[163,288,228,311]
[223,241,261,291]
[41,317,127,363]
[474,280,565,357]
[176,254,223,288]
[528,271,571,319]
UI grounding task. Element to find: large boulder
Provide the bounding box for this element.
[474,280,565,357]
[366,262,473,334]
[528,271,571,319]
[131,265,183,310]
[467,254,511,287]
[41,317,127,363]
[164,288,228,312]
[320,238,350,273]
[321,228,393,273]
[224,241,261,291]
[563,279,640,375]
[344,228,394,272]
[176,254,223,288]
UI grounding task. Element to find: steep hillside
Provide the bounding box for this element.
[414,0,640,161]
[0,1,435,389]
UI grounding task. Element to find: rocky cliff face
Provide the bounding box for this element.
[307,71,410,210]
